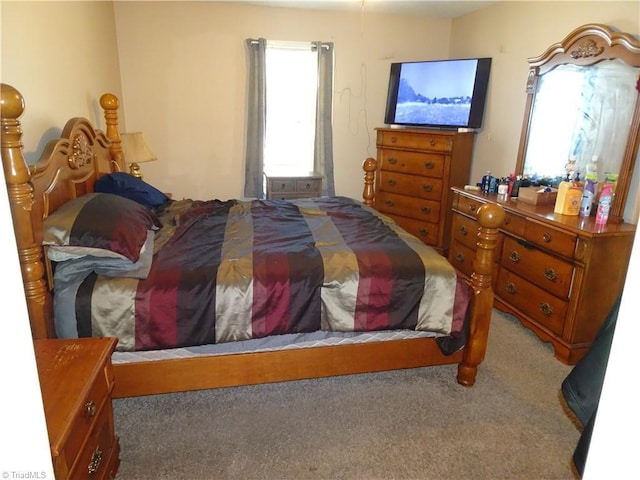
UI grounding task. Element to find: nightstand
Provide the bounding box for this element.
[35,337,120,480]
[265,172,323,200]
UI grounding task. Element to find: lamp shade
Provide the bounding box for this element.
[121,132,157,164]
[120,132,157,178]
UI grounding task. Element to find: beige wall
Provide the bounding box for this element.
[0,1,123,164]
[113,1,453,200]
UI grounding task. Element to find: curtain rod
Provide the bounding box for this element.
[248,39,331,50]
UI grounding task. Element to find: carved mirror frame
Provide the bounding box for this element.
[515,23,640,223]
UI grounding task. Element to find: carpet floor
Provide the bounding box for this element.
[113,310,581,479]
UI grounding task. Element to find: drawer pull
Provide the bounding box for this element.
[506,282,517,294]
[304,183,312,190]
[386,179,396,187]
[429,139,436,146]
[509,251,521,263]
[88,446,103,475]
[539,303,554,317]
[424,161,435,169]
[422,184,433,192]
[85,400,97,417]
[384,200,394,207]
[279,183,287,190]
[544,268,558,281]
[504,216,511,225]
[418,228,429,236]
[421,206,431,215]
[388,157,397,164]
[468,203,477,213]
[542,232,552,243]
[455,252,465,263]
[459,225,468,236]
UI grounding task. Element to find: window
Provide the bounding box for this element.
[264,42,318,175]
[244,38,335,199]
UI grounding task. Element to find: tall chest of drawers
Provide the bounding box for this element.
[35,337,120,480]
[448,187,636,364]
[375,128,474,254]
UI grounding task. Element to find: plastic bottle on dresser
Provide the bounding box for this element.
[595,183,613,224]
[579,179,595,217]
[586,155,599,182]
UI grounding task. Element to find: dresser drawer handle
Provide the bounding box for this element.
[542,232,552,243]
[88,446,103,475]
[504,216,511,225]
[459,225,468,236]
[418,228,429,236]
[509,251,521,263]
[304,183,312,190]
[388,157,397,164]
[386,179,396,186]
[279,183,287,190]
[421,206,431,215]
[468,203,477,213]
[506,282,517,294]
[422,184,433,192]
[539,303,554,317]
[384,200,394,207]
[424,161,435,169]
[429,139,436,146]
[455,252,465,263]
[85,400,97,417]
[544,268,558,281]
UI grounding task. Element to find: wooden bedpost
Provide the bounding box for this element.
[457,203,505,386]
[362,157,376,206]
[100,93,125,172]
[1,84,53,339]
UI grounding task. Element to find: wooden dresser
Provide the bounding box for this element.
[449,186,636,364]
[265,173,323,200]
[375,128,474,254]
[35,337,120,480]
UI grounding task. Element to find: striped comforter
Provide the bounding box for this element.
[54,196,469,352]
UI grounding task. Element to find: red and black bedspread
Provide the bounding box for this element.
[53,196,470,352]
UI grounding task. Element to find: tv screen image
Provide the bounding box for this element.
[384,57,492,129]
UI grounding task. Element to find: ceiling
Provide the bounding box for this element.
[236,1,497,18]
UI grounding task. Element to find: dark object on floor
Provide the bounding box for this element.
[561,294,621,476]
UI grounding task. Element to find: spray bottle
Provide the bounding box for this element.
[595,183,613,225]
[579,179,595,217]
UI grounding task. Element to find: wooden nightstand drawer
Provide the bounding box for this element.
[296,178,321,194]
[68,401,114,480]
[269,178,296,193]
[62,365,110,471]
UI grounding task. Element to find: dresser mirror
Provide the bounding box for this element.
[514,23,640,222]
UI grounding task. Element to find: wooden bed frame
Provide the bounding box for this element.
[1,84,505,398]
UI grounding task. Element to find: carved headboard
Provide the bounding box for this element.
[1,84,125,339]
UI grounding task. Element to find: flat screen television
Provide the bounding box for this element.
[384,57,492,129]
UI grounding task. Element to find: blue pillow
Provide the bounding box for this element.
[95,172,169,208]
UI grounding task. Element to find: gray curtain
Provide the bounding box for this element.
[244,38,335,198]
[244,38,267,199]
[313,41,335,196]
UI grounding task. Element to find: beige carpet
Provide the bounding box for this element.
[113,310,581,479]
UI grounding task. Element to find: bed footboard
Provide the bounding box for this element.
[362,157,505,386]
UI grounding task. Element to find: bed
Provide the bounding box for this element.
[1,83,505,398]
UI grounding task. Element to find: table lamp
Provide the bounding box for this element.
[120,132,157,179]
